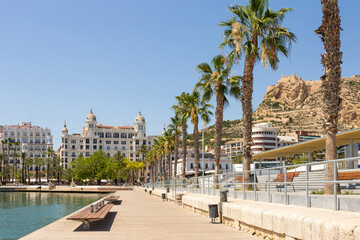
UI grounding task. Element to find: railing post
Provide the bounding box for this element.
[213,175,215,196]
[306,164,309,207]
[284,167,288,205]
[254,170,257,201]
[267,169,271,203]
[334,162,338,210]
[233,172,237,199]
[242,171,245,200]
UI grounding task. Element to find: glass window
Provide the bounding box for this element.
[93,139,97,144]
[106,132,112,138]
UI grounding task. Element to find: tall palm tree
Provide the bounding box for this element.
[164,128,174,181]
[315,0,342,194]
[172,92,191,178]
[21,152,27,184]
[220,0,296,186]
[196,55,241,185]
[34,157,44,184]
[136,144,148,182]
[13,142,20,183]
[25,157,34,184]
[168,114,182,178]
[7,138,13,183]
[186,90,212,182]
[1,140,6,184]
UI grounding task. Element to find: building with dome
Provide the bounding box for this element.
[60,110,155,169]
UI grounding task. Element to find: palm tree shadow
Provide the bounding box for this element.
[74,212,117,232]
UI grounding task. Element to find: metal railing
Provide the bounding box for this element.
[145,156,360,211]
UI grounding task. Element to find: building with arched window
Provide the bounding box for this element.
[60,110,155,169]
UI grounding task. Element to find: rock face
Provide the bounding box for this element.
[254,74,360,135]
[205,74,360,140]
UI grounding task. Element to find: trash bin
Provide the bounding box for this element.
[149,190,152,195]
[208,204,219,223]
[220,189,229,202]
[161,193,166,201]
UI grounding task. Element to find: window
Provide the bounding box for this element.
[122,146,126,151]
[121,133,127,138]
[114,141,119,144]
[113,133,119,138]
[93,139,97,144]
[106,132,112,138]
[71,152,76,157]
[212,164,215,169]
[86,145,89,149]
[130,153,133,157]
[80,145,83,150]
[143,140,146,145]
[107,146,110,150]
[86,152,90,156]
[115,146,118,150]
[72,145,75,149]
[71,140,76,144]
[128,133,134,138]
[93,145,97,150]
[138,125,143,131]
[190,163,194,169]
[226,164,228,169]
[89,124,94,128]
[65,152,68,156]
[106,141,111,144]
[99,132,104,138]
[121,141,126,145]
[135,140,139,145]
[205,163,208,169]
[86,139,89,144]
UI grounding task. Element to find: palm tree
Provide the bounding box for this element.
[25,157,34,184]
[34,157,44,184]
[220,0,296,187]
[315,0,342,194]
[195,55,241,185]
[172,92,191,178]
[21,152,28,184]
[45,157,53,183]
[186,90,212,183]
[136,144,148,182]
[55,165,64,185]
[7,138,13,183]
[1,140,6,184]
[168,114,182,178]
[164,128,174,181]
[46,147,56,182]
[13,142,20,183]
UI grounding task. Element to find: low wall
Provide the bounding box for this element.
[0,186,133,193]
[180,193,360,240]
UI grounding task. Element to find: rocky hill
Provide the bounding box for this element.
[205,74,360,142]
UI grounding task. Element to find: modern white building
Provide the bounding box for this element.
[224,139,244,158]
[60,110,154,169]
[173,157,232,176]
[0,122,53,168]
[251,122,278,154]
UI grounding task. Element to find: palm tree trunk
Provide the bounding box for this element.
[181,122,187,178]
[167,152,171,181]
[315,0,342,194]
[242,37,257,190]
[173,133,179,178]
[214,91,225,187]
[193,117,200,187]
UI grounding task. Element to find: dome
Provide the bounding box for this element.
[135,112,145,123]
[86,109,97,122]
[62,121,68,133]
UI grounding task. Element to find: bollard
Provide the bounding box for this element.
[90,205,94,213]
[161,193,166,201]
[149,190,152,195]
[208,204,219,223]
[219,189,229,223]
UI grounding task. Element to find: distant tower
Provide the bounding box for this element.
[84,109,97,137]
[62,121,68,137]
[134,112,146,137]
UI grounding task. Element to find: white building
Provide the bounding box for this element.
[60,110,154,169]
[251,122,278,154]
[173,157,232,176]
[224,139,244,158]
[0,122,53,169]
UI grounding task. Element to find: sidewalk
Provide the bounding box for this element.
[21,188,258,240]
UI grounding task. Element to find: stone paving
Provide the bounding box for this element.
[21,188,258,240]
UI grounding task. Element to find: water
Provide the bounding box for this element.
[0,192,106,240]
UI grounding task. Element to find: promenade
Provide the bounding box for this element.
[21,188,258,240]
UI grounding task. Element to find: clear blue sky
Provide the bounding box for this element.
[0,0,359,149]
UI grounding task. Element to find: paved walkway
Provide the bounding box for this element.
[21,188,258,240]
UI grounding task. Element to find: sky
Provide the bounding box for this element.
[0,0,359,149]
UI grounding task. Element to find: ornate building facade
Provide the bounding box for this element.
[60,110,154,169]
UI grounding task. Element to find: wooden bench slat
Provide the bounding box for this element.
[67,204,114,220]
